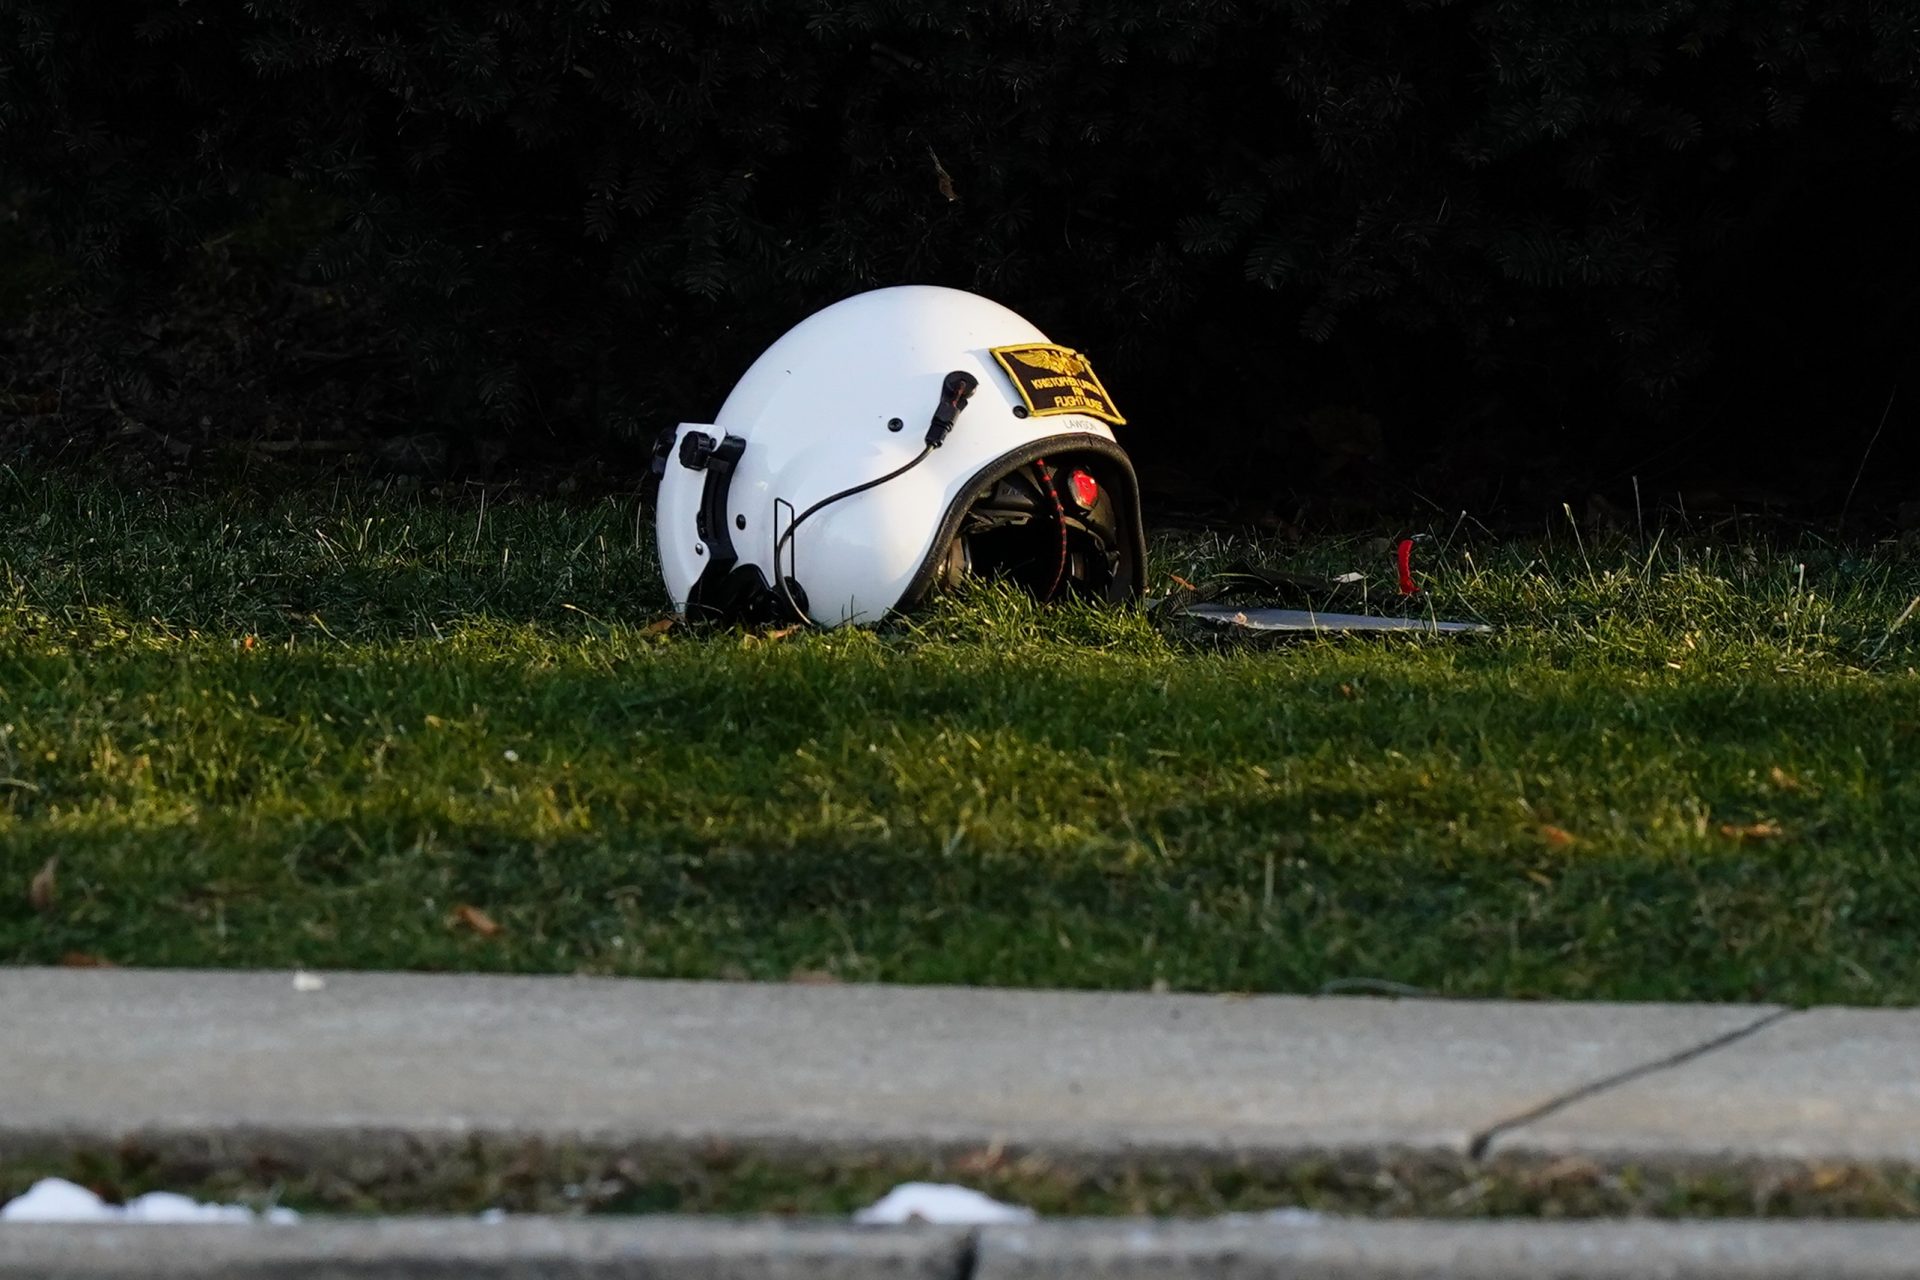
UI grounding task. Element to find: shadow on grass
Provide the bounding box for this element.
[6,637,1920,1004]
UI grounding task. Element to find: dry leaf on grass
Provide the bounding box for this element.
[787,968,841,985]
[1539,825,1578,849]
[1719,819,1784,840]
[60,951,114,968]
[451,904,503,937]
[27,856,57,912]
[1768,765,1802,791]
[640,617,676,637]
[951,1140,1009,1176]
[1533,1156,1604,1185]
[739,625,803,647]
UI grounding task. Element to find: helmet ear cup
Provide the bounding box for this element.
[932,454,1134,603]
[1058,471,1127,602]
[937,535,973,592]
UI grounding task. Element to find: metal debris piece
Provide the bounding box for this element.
[1185,603,1492,635]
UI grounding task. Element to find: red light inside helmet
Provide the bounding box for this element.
[1067,469,1099,509]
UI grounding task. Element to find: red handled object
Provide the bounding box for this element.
[1396,538,1418,596]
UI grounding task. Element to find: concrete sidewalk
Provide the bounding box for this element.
[2,967,1914,1165]
[8,1217,1920,1279]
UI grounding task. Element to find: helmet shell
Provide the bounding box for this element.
[656,285,1142,625]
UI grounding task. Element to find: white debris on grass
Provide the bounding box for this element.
[0,1178,299,1224]
[0,1177,1303,1229]
[291,970,326,993]
[853,1182,1037,1225]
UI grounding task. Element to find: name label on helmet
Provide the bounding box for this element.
[989,345,1126,426]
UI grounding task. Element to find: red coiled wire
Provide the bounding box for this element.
[1033,457,1070,601]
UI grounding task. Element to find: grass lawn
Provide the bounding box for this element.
[5,468,1920,1003]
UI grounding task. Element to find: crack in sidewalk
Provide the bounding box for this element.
[1466,1007,1800,1160]
[954,1228,982,1280]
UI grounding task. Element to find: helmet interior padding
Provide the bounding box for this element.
[942,458,1130,603]
[901,437,1145,611]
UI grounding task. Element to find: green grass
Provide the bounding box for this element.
[6,468,1920,1002]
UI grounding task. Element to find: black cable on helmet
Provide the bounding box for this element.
[773,370,978,625]
[774,443,934,622]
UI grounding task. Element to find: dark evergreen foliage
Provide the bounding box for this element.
[4,0,1918,511]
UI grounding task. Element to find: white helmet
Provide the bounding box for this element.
[650,285,1146,626]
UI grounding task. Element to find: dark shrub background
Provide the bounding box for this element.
[4,0,1918,521]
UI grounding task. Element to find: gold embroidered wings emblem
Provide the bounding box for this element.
[988,343,1126,425]
[1011,348,1087,378]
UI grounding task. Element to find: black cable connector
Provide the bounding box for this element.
[926,370,978,448]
